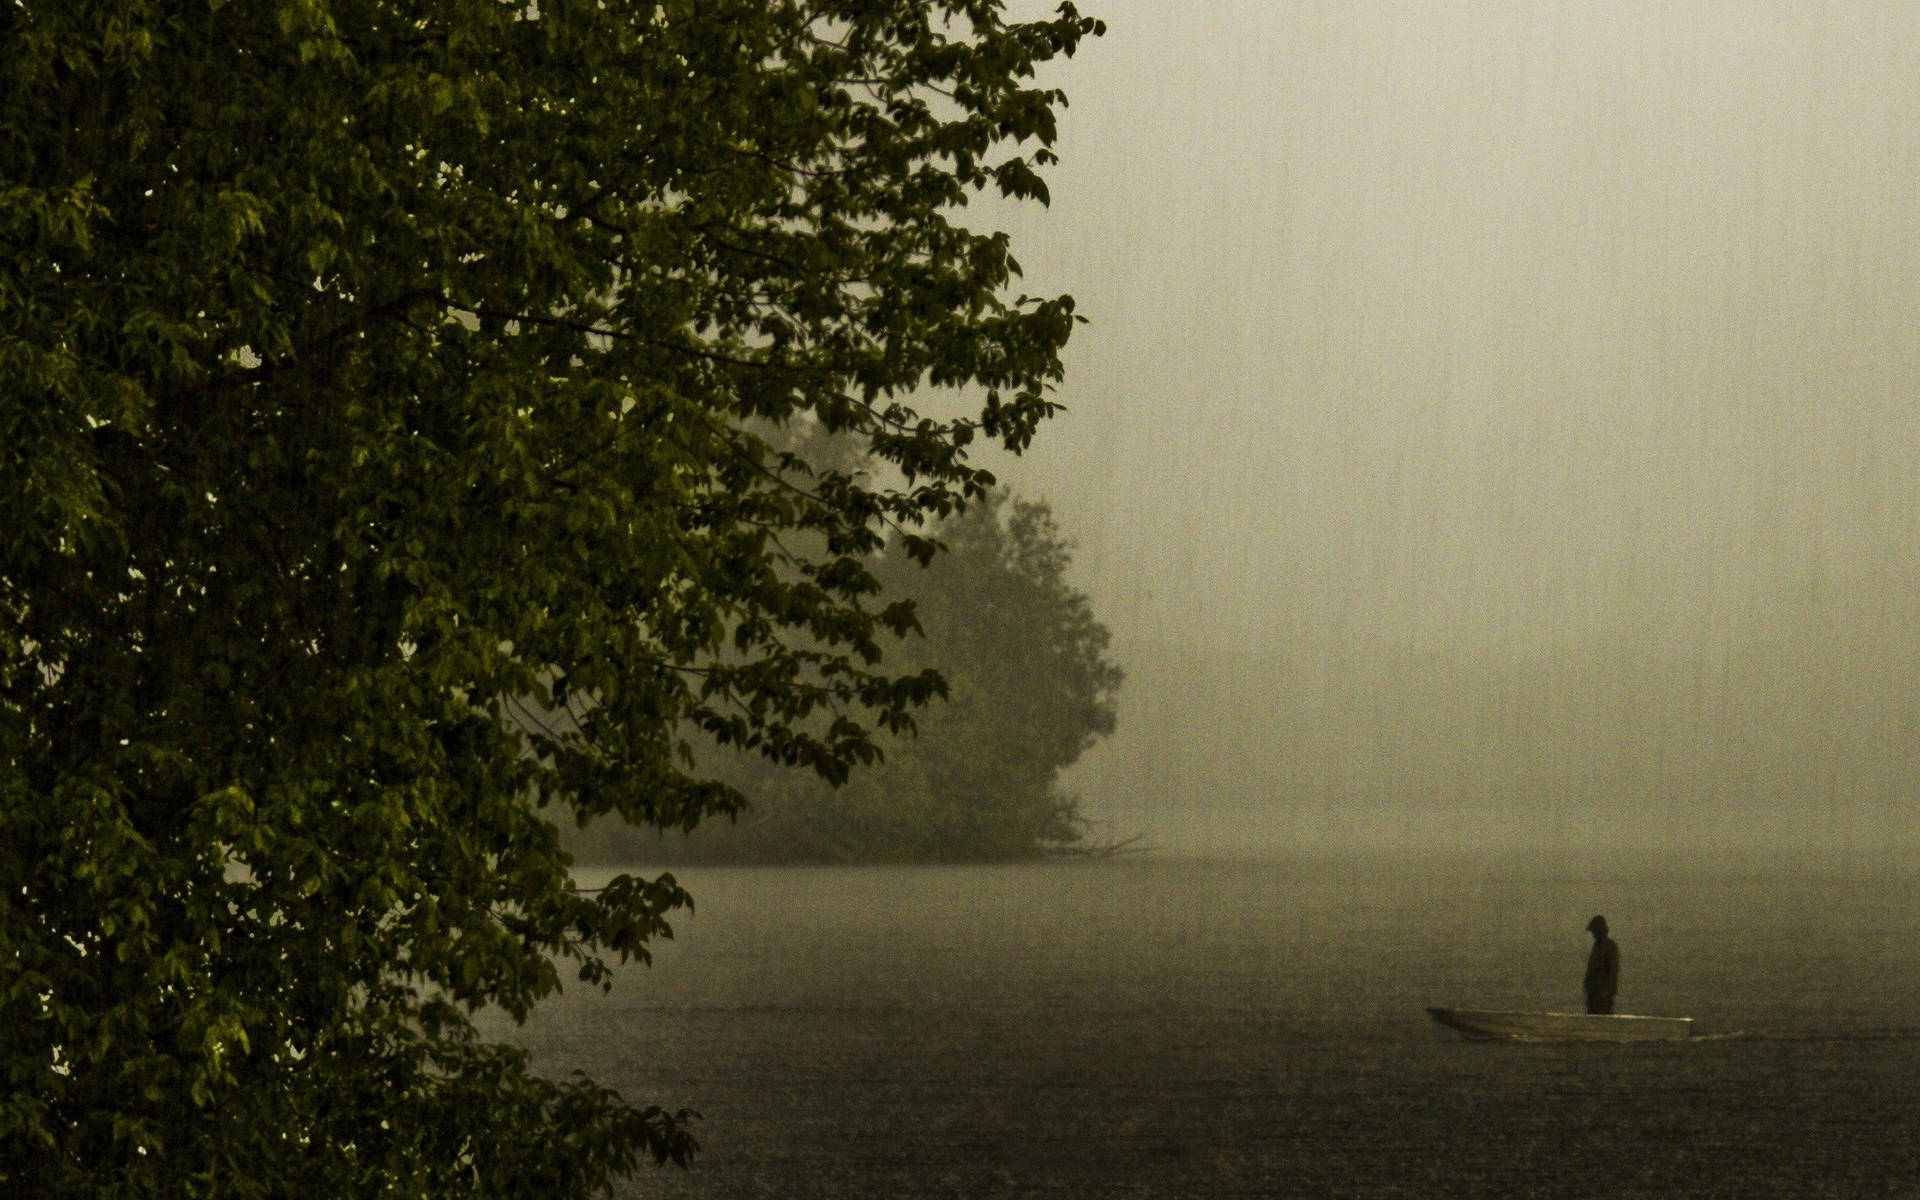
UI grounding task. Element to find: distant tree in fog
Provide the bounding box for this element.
[0,1,1100,1194]
[581,489,1124,863]
[869,492,1123,858]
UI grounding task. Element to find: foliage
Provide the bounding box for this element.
[0,1,1099,1195]
[881,491,1123,857]
[587,489,1123,863]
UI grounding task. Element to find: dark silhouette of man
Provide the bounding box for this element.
[1584,915,1620,1014]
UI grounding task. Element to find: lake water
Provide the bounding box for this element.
[499,850,1920,1197]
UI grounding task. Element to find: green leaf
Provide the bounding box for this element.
[1,0,1101,1192]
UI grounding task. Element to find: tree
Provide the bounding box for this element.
[0,2,1100,1195]
[880,491,1123,856]
[624,489,1122,863]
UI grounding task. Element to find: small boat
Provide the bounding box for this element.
[1426,1006,1693,1042]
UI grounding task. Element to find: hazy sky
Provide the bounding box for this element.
[972,1,1920,851]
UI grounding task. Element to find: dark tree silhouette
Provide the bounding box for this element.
[0,1,1100,1194]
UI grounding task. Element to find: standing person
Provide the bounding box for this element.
[1584,915,1620,1014]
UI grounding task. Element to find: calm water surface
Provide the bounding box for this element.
[500,851,1920,1197]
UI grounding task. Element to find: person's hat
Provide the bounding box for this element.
[1586,915,1609,934]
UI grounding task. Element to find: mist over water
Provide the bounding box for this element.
[509,855,1920,1197]
[975,1,1920,852]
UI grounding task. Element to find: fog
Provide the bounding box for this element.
[977,1,1920,853]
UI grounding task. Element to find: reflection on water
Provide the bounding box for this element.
[498,851,1920,1198]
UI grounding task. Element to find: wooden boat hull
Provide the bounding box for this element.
[1427,1006,1693,1042]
